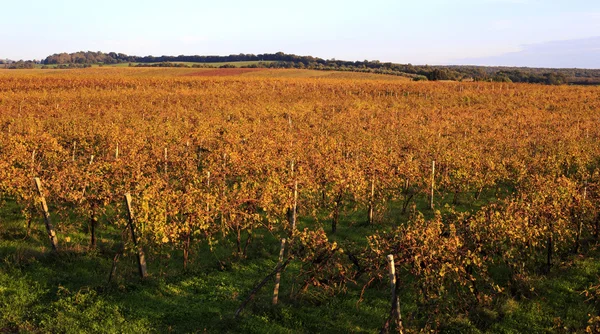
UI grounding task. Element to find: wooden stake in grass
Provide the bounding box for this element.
[72,142,76,162]
[574,185,587,253]
[381,254,403,334]
[546,232,553,272]
[430,160,436,210]
[368,175,375,225]
[272,238,286,305]
[206,171,211,212]
[90,203,98,249]
[124,193,148,279]
[164,147,168,174]
[108,242,124,285]
[288,160,298,234]
[33,177,58,252]
[235,255,292,318]
[290,181,298,232]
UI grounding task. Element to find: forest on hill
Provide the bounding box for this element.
[5,51,599,85]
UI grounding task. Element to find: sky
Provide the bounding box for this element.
[1,0,599,68]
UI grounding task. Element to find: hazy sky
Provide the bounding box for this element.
[1,0,599,67]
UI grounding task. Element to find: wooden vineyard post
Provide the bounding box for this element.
[72,142,76,162]
[124,193,148,278]
[272,238,287,305]
[575,185,587,253]
[221,153,227,238]
[430,160,436,210]
[206,171,211,212]
[108,243,125,285]
[236,249,292,318]
[381,254,404,334]
[288,160,298,234]
[368,175,375,225]
[388,255,403,330]
[164,147,168,174]
[547,231,553,271]
[33,178,58,252]
[290,181,298,232]
[90,203,98,249]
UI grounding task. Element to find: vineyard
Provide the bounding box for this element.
[1,68,600,333]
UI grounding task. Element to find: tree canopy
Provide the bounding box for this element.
[36,51,600,85]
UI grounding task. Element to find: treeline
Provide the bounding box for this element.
[43,51,135,65]
[3,60,36,69]
[43,64,93,69]
[35,50,600,84]
[446,66,600,85]
[2,61,94,70]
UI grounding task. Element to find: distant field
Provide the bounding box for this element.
[156,60,278,67]
[244,69,412,80]
[10,67,412,80]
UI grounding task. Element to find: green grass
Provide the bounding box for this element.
[1,189,599,333]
